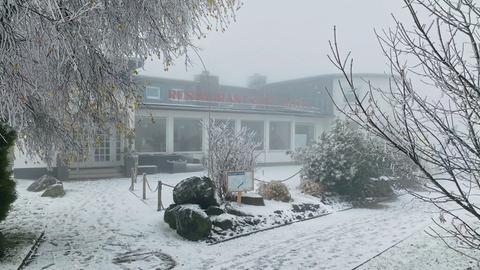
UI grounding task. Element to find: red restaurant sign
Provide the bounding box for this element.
[168,89,313,108]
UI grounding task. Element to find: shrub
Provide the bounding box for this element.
[363,178,394,198]
[0,123,16,223]
[290,120,410,199]
[299,180,324,197]
[258,181,291,202]
[204,119,260,202]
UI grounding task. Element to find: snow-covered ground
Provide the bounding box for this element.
[1,165,478,270]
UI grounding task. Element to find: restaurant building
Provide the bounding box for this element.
[13,72,392,179]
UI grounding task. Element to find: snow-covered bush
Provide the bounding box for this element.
[299,180,324,197]
[258,181,291,202]
[204,119,260,202]
[290,120,412,199]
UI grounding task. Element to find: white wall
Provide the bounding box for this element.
[13,146,48,169]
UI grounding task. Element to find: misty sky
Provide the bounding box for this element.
[141,1,410,87]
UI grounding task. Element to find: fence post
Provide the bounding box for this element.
[134,160,138,184]
[142,173,147,200]
[157,180,164,211]
[130,168,135,191]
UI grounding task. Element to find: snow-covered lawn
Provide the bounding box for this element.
[1,165,478,269]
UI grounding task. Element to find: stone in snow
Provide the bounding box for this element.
[211,214,236,230]
[27,174,61,192]
[174,205,211,241]
[41,183,65,198]
[173,176,218,208]
[164,204,179,230]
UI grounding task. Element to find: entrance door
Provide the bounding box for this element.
[72,129,123,168]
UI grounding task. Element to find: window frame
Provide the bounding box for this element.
[241,120,265,150]
[135,115,167,153]
[173,117,203,153]
[269,121,292,151]
[145,86,161,100]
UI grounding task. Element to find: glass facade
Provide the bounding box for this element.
[269,121,291,150]
[135,116,167,152]
[241,120,264,150]
[295,123,315,148]
[174,118,202,152]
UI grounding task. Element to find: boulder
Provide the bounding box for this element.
[211,214,235,230]
[240,193,265,206]
[27,175,61,192]
[175,205,211,241]
[164,204,179,229]
[173,176,218,208]
[205,206,225,216]
[292,203,321,213]
[41,183,65,198]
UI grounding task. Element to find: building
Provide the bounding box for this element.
[13,72,392,179]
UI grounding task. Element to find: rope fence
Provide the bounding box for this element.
[254,168,302,183]
[129,168,302,211]
[129,173,175,212]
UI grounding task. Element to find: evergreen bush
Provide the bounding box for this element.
[0,123,16,223]
[291,120,413,199]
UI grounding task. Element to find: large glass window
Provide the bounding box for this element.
[241,120,264,150]
[174,118,202,152]
[214,119,235,134]
[269,121,291,150]
[135,116,166,152]
[295,123,315,148]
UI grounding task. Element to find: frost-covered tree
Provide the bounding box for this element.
[0,0,240,167]
[204,119,259,202]
[329,0,480,256]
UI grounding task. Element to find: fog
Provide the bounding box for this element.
[141,0,410,87]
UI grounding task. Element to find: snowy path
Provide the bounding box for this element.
[193,196,433,270]
[27,186,431,269]
[3,169,438,270]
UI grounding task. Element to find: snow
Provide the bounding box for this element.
[0,165,478,269]
[178,204,209,219]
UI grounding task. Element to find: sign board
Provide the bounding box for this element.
[226,171,254,192]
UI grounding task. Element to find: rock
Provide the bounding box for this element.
[274,210,283,215]
[164,204,179,229]
[292,203,321,213]
[27,174,61,192]
[173,176,218,208]
[205,206,225,216]
[175,205,212,241]
[241,217,261,226]
[41,183,65,198]
[240,193,265,206]
[211,214,235,230]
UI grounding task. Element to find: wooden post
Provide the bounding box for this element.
[130,168,135,191]
[237,191,243,205]
[134,163,138,184]
[142,173,147,200]
[157,180,163,211]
